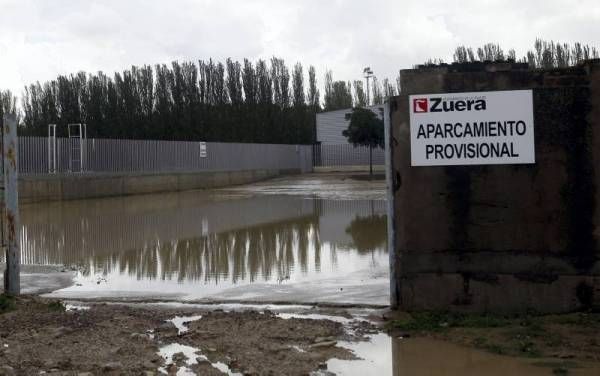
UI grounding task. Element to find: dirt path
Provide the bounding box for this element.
[0,296,377,375]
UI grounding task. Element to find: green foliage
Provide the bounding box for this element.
[447,39,599,68]
[342,107,384,148]
[0,90,17,121]
[352,81,367,108]
[343,107,384,175]
[0,294,16,314]
[324,71,352,111]
[47,300,66,312]
[389,311,510,332]
[19,58,319,144]
[342,107,384,177]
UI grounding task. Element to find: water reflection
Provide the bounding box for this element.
[345,215,387,253]
[327,334,600,376]
[17,191,387,295]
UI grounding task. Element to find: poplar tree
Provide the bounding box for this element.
[324,71,353,111]
[353,81,367,108]
[18,57,318,144]
[447,39,599,69]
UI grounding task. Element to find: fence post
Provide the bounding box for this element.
[383,102,397,308]
[2,114,20,295]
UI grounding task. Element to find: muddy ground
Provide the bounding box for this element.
[386,310,600,373]
[0,296,378,375]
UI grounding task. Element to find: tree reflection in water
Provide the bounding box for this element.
[345,215,387,253]
[113,216,320,283]
[18,193,387,285]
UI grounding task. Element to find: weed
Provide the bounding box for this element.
[517,340,541,357]
[482,343,507,355]
[47,301,65,312]
[389,311,510,332]
[0,294,16,314]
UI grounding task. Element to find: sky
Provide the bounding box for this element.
[1,0,599,97]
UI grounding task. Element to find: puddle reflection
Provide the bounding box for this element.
[17,191,387,298]
[328,334,600,376]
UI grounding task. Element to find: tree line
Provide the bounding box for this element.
[323,70,399,110]
[18,58,324,144]
[4,39,599,144]
[0,90,17,123]
[428,39,599,69]
[14,57,399,143]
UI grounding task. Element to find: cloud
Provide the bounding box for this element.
[0,0,599,96]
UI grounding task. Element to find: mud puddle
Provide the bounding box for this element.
[323,334,600,375]
[0,296,368,375]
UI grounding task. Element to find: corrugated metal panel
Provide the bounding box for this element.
[314,144,385,167]
[17,137,314,175]
[316,105,385,145]
[316,108,353,144]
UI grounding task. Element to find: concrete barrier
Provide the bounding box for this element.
[387,60,600,313]
[19,169,300,203]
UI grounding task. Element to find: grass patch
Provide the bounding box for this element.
[388,311,510,332]
[549,313,600,327]
[47,301,65,312]
[388,310,598,361]
[0,294,16,314]
[516,340,541,357]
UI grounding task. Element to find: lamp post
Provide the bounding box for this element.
[363,67,374,106]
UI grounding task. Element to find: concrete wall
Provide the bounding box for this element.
[19,169,300,203]
[388,60,600,313]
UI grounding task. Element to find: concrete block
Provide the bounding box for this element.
[389,60,600,313]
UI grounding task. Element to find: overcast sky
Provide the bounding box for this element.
[1,0,599,97]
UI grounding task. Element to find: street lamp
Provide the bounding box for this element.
[363,67,374,106]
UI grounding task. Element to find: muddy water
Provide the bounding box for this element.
[17,175,389,303]
[328,335,600,375]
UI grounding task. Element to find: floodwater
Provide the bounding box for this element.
[13,173,600,375]
[327,335,600,376]
[17,174,389,304]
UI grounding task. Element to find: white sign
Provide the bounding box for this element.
[409,90,535,166]
[199,142,207,158]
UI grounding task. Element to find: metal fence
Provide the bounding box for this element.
[18,137,313,175]
[313,144,385,167]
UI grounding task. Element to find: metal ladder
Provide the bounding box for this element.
[68,123,86,173]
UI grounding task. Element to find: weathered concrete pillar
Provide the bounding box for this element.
[386,60,600,313]
[2,114,20,295]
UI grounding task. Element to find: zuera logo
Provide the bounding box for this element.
[413,97,487,113]
[413,98,428,113]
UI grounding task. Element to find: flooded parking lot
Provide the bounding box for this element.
[17,173,389,305]
[6,173,600,375]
